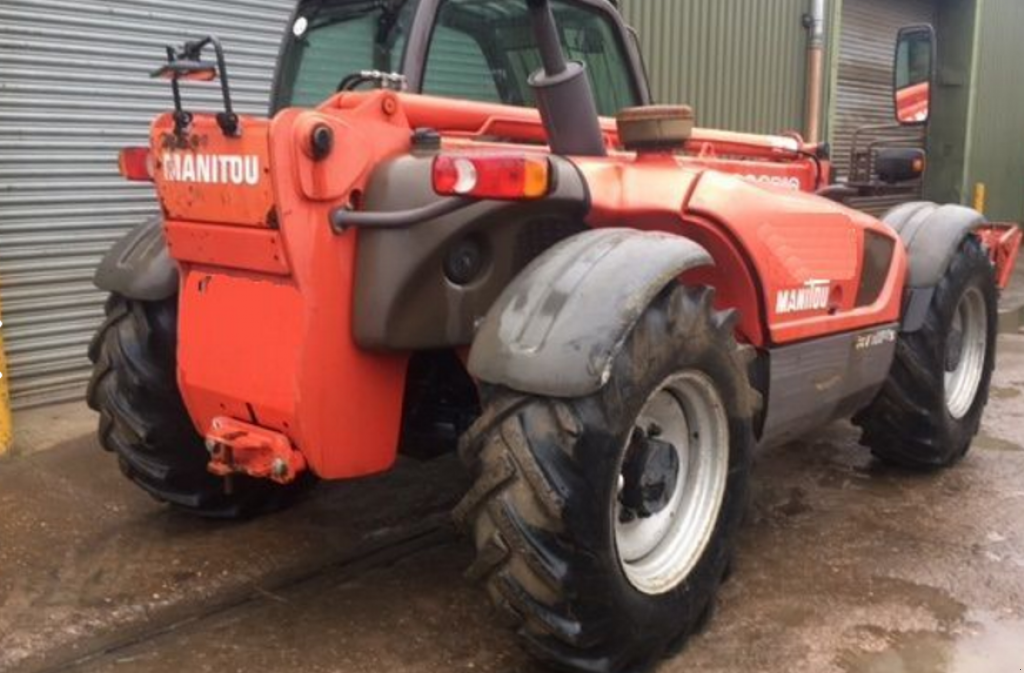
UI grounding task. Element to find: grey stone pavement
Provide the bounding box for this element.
[1,263,1022,673]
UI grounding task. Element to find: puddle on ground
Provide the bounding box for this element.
[865,577,966,626]
[838,614,1024,673]
[989,385,1022,400]
[973,435,1024,453]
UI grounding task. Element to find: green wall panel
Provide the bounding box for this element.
[964,0,1024,222]
[923,0,977,208]
[619,0,809,135]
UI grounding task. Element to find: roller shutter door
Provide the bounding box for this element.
[0,0,293,407]
[832,0,936,215]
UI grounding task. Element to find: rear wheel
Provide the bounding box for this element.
[87,294,313,518]
[455,285,756,673]
[854,237,998,468]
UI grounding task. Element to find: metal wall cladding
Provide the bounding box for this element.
[967,0,1024,223]
[831,0,935,216]
[618,0,809,135]
[0,0,293,407]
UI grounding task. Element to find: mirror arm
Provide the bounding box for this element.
[156,35,239,138]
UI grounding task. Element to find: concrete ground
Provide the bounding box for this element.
[2,281,1023,673]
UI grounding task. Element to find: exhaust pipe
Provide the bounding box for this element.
[803,0,826,143]
[525,0,606,156]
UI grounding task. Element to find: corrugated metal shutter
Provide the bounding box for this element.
[831,0,935,215]
[0,0,293,407]
[619,0,809,135]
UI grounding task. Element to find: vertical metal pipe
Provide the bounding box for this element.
[524,0,605,156]
[804,0,826,143]
[526,0,568,76]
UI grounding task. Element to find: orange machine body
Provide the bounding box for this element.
[153,91,907,480]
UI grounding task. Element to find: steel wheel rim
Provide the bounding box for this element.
[614,370,730,595]
[944,286,988,419]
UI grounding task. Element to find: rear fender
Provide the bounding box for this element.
[94,216,178,301]
[884,202,985,332]
[468,228,712,397]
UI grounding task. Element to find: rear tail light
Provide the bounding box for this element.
[118,147,155,182]
[432,153,551,200]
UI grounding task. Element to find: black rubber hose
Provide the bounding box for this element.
[330,197,473,232]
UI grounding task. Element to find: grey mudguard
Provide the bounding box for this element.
[468,228,713,398]
[883,202,985,332]
[94,216,178,301]
[885,202,985,287]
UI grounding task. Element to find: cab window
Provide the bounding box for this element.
[276,0,418,109]
[423,0,639,116]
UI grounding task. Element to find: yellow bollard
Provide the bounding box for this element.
[973,182,987,215]
[0,298,10,456]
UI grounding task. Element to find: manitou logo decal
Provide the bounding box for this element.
[161,153,260,186]
[775,280,831,314]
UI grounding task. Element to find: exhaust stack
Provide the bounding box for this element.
[525,0,606,156]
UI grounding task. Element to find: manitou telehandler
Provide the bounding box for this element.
[90,1,1021,671]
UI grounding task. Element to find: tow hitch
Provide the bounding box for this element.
[205,417,306,485]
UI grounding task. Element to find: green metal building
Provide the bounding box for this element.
[619,0,1024,222]
[961,0,1024,222]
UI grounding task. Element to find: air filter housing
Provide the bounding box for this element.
[616,105,695,151]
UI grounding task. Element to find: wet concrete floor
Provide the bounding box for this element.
[3,335,1024,673]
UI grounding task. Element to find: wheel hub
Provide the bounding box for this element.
[614,371,730,595]
[619,423,680,523]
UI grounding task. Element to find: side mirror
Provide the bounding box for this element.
[875,147,926,184]
[893,25,935,125]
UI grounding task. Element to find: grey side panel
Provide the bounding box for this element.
[93,217,178,302]
[884,202,986,288]
[353,155,589,350]
[468,228,712,398]
[759,324,899,449]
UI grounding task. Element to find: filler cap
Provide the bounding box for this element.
[616,105,695,151]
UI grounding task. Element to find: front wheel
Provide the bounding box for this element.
[854,236,998,468]
[455,285,756,673]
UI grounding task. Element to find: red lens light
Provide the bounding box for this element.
[432,153,550,200]
[118,147,154,182]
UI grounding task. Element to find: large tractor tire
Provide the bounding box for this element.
[87,294,313,518]
[456,285,756,673]
[855,236,998,469]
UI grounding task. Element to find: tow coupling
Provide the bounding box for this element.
[205,416,306,484]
